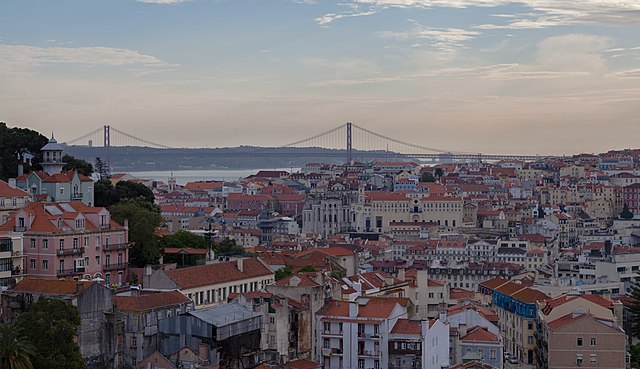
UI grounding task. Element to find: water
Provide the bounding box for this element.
[126,168,299,185]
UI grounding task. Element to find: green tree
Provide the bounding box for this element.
[629,278,640,340]
[94,179,155,208]
[62,154,93,177]
[0,123,48,181]
[630,343,640,368]
[15,298,85,369]
[162,230,206,249]
[420,172,436,183]
[110,198,164,267]
[434,168,445,179]
[621,203,634,219]
[0,322,36,369]
[94,157,109,180]
[213,238,245,256]
[275,266,293,281]
[298,266,317,273]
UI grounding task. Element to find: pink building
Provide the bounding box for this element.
[0,202,129,286]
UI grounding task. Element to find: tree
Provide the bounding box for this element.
[162,230,206,249]
[94,179,155,208]
[275,266,293,281]
[538,206,546,218]
[0,123,48,181]
[420,172,436,183]
[0,322,36,369]
[621,203,634,220]
[434,168,445,179]
[15,298,85,369]
[298,266,317,273]
[62,154,93,177]
[94,157,109,180]
[213,238,245,257]
[110,198,164,267]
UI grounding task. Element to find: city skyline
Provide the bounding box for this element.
[1,0,640,155]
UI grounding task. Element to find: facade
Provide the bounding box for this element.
[0,202,129,285]
[0,235,24,288]
[0,180,30,222]
[1,279,116,369]
[535,313,626,369]
[481,279,549,365]
[113,290,193,368]
[143,258,275,308]
[316,296,450,369]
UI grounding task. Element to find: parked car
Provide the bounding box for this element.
[504,352,511,360]
[508,357,518,364]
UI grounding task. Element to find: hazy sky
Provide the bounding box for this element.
[1,0,639,155]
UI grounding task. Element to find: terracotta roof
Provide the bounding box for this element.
[165,258,273,290]
[0,180,30,197]
[184,181,223,190]
[163,247,208,255]
[447,303,499,323]
[540,293,614,316]
[460,326,499,342]
[390,318,422,334]
[114,290,190,312]
[286,359,322,369]
[547,313,613,330]
[11,278,94,295]
[479,277,509,291]
[275,273,321,287]
[318,298,400,319]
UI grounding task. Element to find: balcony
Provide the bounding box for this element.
[322,330,343,337]
[71,192,83,200]
[358,333,380,340]
[104,263,126,271]
[57,247,85,256]
[14,226,26,232]
[103,243,129,251]
[358,350,381,357]
[57,267,85,277]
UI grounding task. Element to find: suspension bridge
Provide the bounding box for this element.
[63,123,545,167]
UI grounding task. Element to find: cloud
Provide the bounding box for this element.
[536,34,612,73]
[317,1,640,29]
[0,43,175,75]
[315,10,378,25]
[377,21,480,56]
[608,69,640,79]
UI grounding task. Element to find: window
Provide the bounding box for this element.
[73,238,79,249]
[590,337,597,346]
[491,349,496,359]
[43,239,48,249]
[131,336,137,348]
[323,338,329,348]
[528,322,533,330]
[83,237,89,247]
[30,259,36,270]
[42,260,48,270]
[95,256,100,266]
[590,354,597,364]
[577,337,583,346]
[577,354,583,366]
[324,322,330,333]
[59,239,64,250]
[358,360,364,369]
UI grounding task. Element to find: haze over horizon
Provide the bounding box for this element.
[1,0,639,156]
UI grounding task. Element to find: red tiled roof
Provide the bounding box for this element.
[318,298,401,319]
[460,326,499,342]
[12,278,94,295]
[0,180,30,197]
[286,359,322,369]
[113,290,190,312]
[275,272,321,287]
[165,258,273,290]
[163,247,208,255]
[184,181,223,190]
[390,318,422,334]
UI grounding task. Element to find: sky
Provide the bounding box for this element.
[1,0,639,155]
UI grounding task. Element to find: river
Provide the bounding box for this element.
[126,168,300,185]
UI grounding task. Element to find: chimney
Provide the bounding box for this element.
[349,293,359,318]
[8,178,16,188]
[124,219,129,229]
[237,258,244,273]
[459,323,467,337]
[398,268,406,282]
[17,164,23,177]
[198,343,209,362]
[144,265,153,276]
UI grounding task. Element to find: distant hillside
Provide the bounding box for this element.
[64,145,412,171]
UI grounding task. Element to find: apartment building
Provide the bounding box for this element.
[0,235,23,288]
[0,202,129,285]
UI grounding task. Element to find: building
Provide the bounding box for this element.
[0,202,129,285]
[447,303,501,367]
[158,302,262,369]
[113,289,193,368]
[479,278,549,364]
[0,180,30,222]
[535,313,626,369]
[142,258,275,308]
[316,295,450,369]
[1,278,116,369]
[0,234,24,288]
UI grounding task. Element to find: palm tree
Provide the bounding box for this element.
[0,322,35,369]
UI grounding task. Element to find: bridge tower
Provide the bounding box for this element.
[346,122,352,164]
[103,125,111,176]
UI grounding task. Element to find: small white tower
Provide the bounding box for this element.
[168,172,176,191]
[41,134,65,175]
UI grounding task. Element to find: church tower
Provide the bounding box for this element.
[168,172,177,191]
[41,134,65,175]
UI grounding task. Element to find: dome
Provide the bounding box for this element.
[41,134,65,151]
